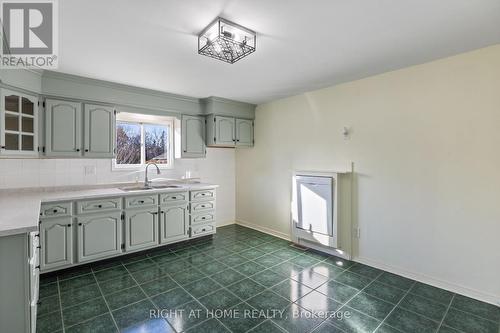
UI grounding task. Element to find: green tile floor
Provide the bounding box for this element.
[37,225,500,333]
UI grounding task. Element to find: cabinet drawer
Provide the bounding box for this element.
[125,195,158,209]
[191,211,215,225]
[40,202,72,218]
[190,201,216,213]
[191,222,216,237]
[76,197,121,214]
[160,192,188,205]
[190,189,216,201]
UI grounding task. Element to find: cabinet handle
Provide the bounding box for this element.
[183,150,187,153]
[85,149,89,152]
[76,149,80,152]
[97,205,102,208]
[237,139,240,142]
[0,146,5,149]
[35,265,40,269]
[201,205,206,208]
[201,217,206,220]
[161,211,165,214]
[53,209,58,213]
[138,200,144,204]
[66,224,71,227]
[78,223,82,226]
[151,212,158,215]
[172,197,176,199]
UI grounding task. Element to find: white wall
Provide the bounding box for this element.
[236,45,500,304]
[0,148,235,225]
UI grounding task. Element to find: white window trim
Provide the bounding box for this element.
[113,113,174,171]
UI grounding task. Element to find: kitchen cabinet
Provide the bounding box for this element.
[37,187,217,273]
[160,202,189,244]
[124,208,159,251]
[44,99,115,158]
[76,212,122,262]
[181,115,206,158]
[0,232,37,333]
[189,188,216,239]
[39,217,73,270]
[206,114,253,147]
[0,89,39,156]
[45,99,82,157]
[83,104,115,157]
[235,118,254,146]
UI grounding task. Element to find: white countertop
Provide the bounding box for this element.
[0,182,218,237]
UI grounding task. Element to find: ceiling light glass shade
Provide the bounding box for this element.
[198,17,256,64]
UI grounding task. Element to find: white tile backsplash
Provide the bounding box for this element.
[0,148,236,224]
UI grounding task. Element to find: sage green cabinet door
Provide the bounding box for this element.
[181,115,206,158]
[124,209,159,251]
[236,119,254,146]
[45,99,82,157]
[40,217,73,271]
[77,212,122,263]
[84,104,115,158]
[215,116,235,146]
[160,203,188,244]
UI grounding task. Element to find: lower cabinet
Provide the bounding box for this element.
[38,188,217,273]
[160,203,189,244]
[124,208,159,251]
[76,212,122,262]
[39,217,73,271]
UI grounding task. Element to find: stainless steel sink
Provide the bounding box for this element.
[120,186,152,192]
[120,185,182,192]
[152,185,182,189]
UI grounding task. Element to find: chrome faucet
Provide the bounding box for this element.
[144,162,160,188]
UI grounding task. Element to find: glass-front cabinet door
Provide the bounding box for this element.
[1,89,38,156]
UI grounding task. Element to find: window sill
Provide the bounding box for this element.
[111,163,174,172]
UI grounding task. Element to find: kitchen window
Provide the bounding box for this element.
[114,112,174,169]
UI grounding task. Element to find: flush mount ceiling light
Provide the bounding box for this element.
[198,17,256,64]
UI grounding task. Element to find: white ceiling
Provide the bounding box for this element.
[59,0,500,104]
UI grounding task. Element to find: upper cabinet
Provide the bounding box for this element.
[44,98,115,158]
[0,89,39,156]
[45,99,82,157]
[83,104,115,158]
[181,115,206,158]
[235,118,254,147]
[206,114,254,147]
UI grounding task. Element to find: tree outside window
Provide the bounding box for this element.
[115,117,172,168]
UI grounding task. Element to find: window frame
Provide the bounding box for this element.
[113,115,174,170]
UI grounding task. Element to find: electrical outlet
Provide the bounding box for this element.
[84,165,96,175]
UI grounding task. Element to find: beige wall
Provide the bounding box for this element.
[236,45,500,304]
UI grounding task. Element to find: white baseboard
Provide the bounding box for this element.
[234,219,499,306]
[217,220,236,227]
[235,219,291,241]
[355,256,500,306]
